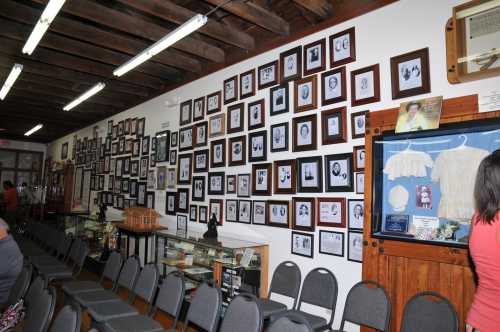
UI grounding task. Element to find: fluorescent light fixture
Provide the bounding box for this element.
[24,124,43,136]
[63,82,106,111]
[22,0,66,55]
[0,64,23,100]
[113,14,207,77]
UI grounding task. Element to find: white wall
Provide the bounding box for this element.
[47,0,500,330]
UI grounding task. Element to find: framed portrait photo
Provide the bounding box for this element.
[130,160,139,177]
[137,182,147,206]
[157,166,167,190]
[107,120,113,136]
[171,132,178,148]
[248,99,265,131]
[270,122,289,153]
[192,176,206,202]
[268,200,289,228]
[238,200,252,224]
[228,136,246,166]
[390,47,430,100]
[166,168,177,189]
[350,110,367,139]
[348,231,363,262]
[355,172,364,194]
[303,38,326,76]
[210,139,226,168]
[226,175,236,194]
[177,215,188,233]
[146,191,155,209]
[209,199,223,225]
[177,188,190,214]
[293,114,317,152]
[292,197,315,232]
[321,107,347,145]
[280,46,302,83]
[177,153,192,185]
[317,197,346,228]
[193,97,205,122]
[248,130,267,162]
[353,145,365,171]
[223,76,238,105]
[193,149,209,173]
[348,199,364,230]
[118,121,124,136]
[165,191,177,215]
[321,67,347,106]
[258,60,278,90]
[291,231,314,258]
[237,174,251,198]
[227,103,244,134]
[130,118,137,135]
[199,206,208,224]
[190,205,198,222]
[325,153,353,192]
[297,156,323,193]
[180,100,192,126]
[208,113,225,138]
[240,69,255,99]
[273,159,296,195]
[139,156,149,180]
[319,231,344,257]
[137,118,146,138]
[155,131,170,163]
[294,76,317,113]
[208,172,225,196]
[269,84,289,116]
[226,199,239,223]
[142,136,150,156]
[194,121,208,147]
[252,163,272,196]
[351,64,380,106]
[252,200,267,226]
[178,126,193,151]
[169,150,177,166]
[206,91,221,114]
[329,27,356,68]
[131,140,139,158]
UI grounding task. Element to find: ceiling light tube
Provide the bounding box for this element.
[24,124,43,136]
[22,0,66,55]
[0,64,23,100]
[63,82,106,111]
[113,14,207,77]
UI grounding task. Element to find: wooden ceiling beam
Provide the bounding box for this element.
[203,0,289,36]
[0,102,101,123]
[292,0,333,19]
[31,0,225,63]
[0,0,202,74]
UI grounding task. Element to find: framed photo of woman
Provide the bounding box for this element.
[273,159,296,194]
[303,39,326,76]
[240,69,255,99]
[321,67,347,106]
[297,156,323,193]
[321,107,347,145]
[252,163,272,196]
[294,76,317,113]
[350,110,367,139]
[270,122,289,153]
[325,153,353,192]
[292,197,316,232]
[348,199,364,230]
[223,76,238,105]
[280,46,302,83]
[351,64,380,106]
[293,114,317,152]
[353,145,365,171]
[329,27,356,68]
[317,197,346,228]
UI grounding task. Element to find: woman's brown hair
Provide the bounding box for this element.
[474,149,500,224]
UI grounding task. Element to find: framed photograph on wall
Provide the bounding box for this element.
[269,84,289,116]
[193,97,205,121]
[180,100,192,126]
[319,231,344,257]
[190,205,198,222]
[228,136,246,166]
[142,136,150,156]
[208,113,225,138]
[155,131,170,163]
[268,200,289,228]
[194,121,208,147]
[325,153,353,192]
[130,118,137,135]
[169,150,177,165]
[297,156,323,193]
[348,231,363,262]
[226,175,236,194]
[353,145,365,171]
[248,130,267,162]
[225,199,238,222]
[293,114,317,152]
[130,160,139,177]
[157,166,167,190]
[209,199,224,225]
[118,121,124,136]
[139,156,149,180]
[107,120,113,136]
[238,200,252,224]
[280,46,302,83]
[227,103,244,134]
[171,132,178,147]
[273,159,296,194]
[237,173,251,198]
[192,176,206,202]
[146,191,155,209]
[252,200,267,225]
[223,76,238,105]
[206,91,221,114]
[178,126,193,151]
[321,107,347,145]
[248,99,265,131]
[351,64,380,106]
[317,197,346,228]
[292,197,315,232]
[350,110,367,139]
[208,172,225,196]
[177,215,187,233]
[193,149,209,173]
[294,76,317,113]
[177,153,192,185]
[258,60,278,89]
[321,67,347,106]
[291,231,314,258]
[348,199,364,230]
[177,188,189,214]
[123,157,130,175]
[240,69,255,99]
[329,27,356,68]
[124,118,131,135]
[270,122,289,152]
[303,38,326,76]
[137,118,145,137]
[166,168,176,189]
[199,206,208,224]
[165,191,177,215]
[252,163,272,196]
[355,172,364,194]
[61,142,68,160]
[390,47,430,99]
[210,139,226,168]
[137,182,147,206]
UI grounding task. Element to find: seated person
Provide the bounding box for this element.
[0,218,23,307]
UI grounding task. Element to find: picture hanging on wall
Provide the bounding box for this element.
[171,132,178,147]
[258,60,278,90]
[238,200,252,224]
[142,136,150,155]
[270,122,289,153]
[226,175,236,194]
[329,27,356,68]
[157,166,167,190]
[147,170,156,189]
[303,38,326,76]
[209,113,225,138]
[118,121,124,136]
[112,125,118,140]
[177,215,187,232]
[390,47,430,100]
[169,150,177,166]
[130,118,137,135]
[248,130,267,162]
[325,153,353,192]
[61,143,68,160]
[319,230,344,257]
[130,160,139,177]
[210,139,226,168]
[107,120,113,136]
[194,121,208,147]
[155,131,170,163]
[273,159,296,195]
[292,197,316,232]
[227,103,245,134]
[208,172,225,195]
[237,173,251,198]
[146,191,155,209]
[118,137,125,154]
[294,76,317,113]
[269,84,289,116]
[137,118,145,137]
[137,182,147,206]
[123,118,130,135]
[177,153,192,185]
[280,46,302,83]
[348,231,363,262]
[190,205,197,222]
[317,197,346,228]
[252,163,272,196]
[209,199,224,225]
[268,200,290,228]
[139,156,149,180]
[165,191,177,215]
[223,76,238,105]
[291,231,314,258]
[193,149,209,173]
[226,199,238,222]
[350,110,368,139]
[132,139,140,157]
[229,136,246,166]
[293,114,317,152]
[248,99,265,131]
[240,69,255,99]
[321,107,347,145]
[177,188,189,214]
[353,145,365,171]
[192,176,206,202]
[348,199,364,230]
[180,100,192,126]
[252,200,267,225]
[321,67,347,106]
[199,206,208,224]
[297,156,323,193]
[178,126,193,151]
[193,96,205,121]
[125,139,132,154]
[206,91,221,114]
[115,158,123,177]
[355,172,364,194]
[351,64,380,106]
[166,168,176,189]
[123,157,130,175]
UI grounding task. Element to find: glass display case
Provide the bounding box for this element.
[155,229,269,305]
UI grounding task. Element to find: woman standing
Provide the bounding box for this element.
[467,151,500,331]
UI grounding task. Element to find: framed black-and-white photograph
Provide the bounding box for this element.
[390,48,430,100]
[252,200,267,225]
[194,121,208,147]
[293,114,317,152]
[177,153,192,185]
[166,168,176,189]
[252,163,272,196]
[269,84,289,116]
[240,69,255,99]
[248,99,265,131]
[238,200,252,224]
[248,130,267,162]
[139,156,149,180]
[280,46,302,83]
[169,150,177,166]
[125,139,132,154]
[155,131,170,163]
[193,97,205,122]
[297,156,323,193]
[157,166,167,190]
[350,110,367,139]
[294,76,317,113]
[165,191,177,215]
[130,118,137,135]
[112,142,118,156]
[107,120,113,136]
[321,67,347,106]
[355,172,364,194]
[137,182,147,206]
[330,27,356,68]
[226,175,236,194]
[142,136,150,156]
[210,139,226,168]
[325,153,353,192]
[291,231,313,258]
[190,205,198,222]
[137,118,145,137]
[317,197,346,228]
[147,169,155,189]
[193,149,209,173]
[270,122,289,152]
[353,145,365,171]
[192,176,206,202]
[115,158,123,177]
[268,200,289,228]
[178,127,193,151]
[132,139,140,158]
[208,113,225,138]
[237,174,251,198]
[227,103,244,134]
[321,107,347,145]
[226,199,238,223]
[171,132,178,147]
[177,215,188,233]
[258,60,278,90]
[348,231,363,262]
[292,197,315,232]
[206,91,221,114]
[223,76,238,105]
[303,39,326,76]
[178,188,189,214]
[180,100,192,126]
[199,206,208,224]
[319,231,344,257]
[229,136,246,166]
[118,121,124,136]
[208,172,225,195]
[146,191,155,209]
[273,159,296,195]
[209,199,223,225]
[112,126,118,140]
[123,157,131,175]
[351,64,380,106]
[118,137,125,154]
[130,160,139,177]
[348,199,364,230]
[124,118,131,135]
[61,142,68,160]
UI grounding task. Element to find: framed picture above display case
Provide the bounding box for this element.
[142,136,150,156]
[268,200,290,228]
[329,27,356,68]
[178,126,193,151]
[180,100,192,126]
[208,113,225,138]
[351,64,380,106]
[190,205,198,222]
[194,121,208,147]
[177,215,188,233]
[199,206,208,224]
[325,153,354,192]
[317,197,346,228]
[270,122,289,153]
[137,182,147,207]
[252,163,272,196]
[223,75,238,105]
[273,159,296,195]
[291,231,314,258]
[226,175,236,194]
[321,67,347,106]
[177,188,190,214]
[390,47,430,99]
[248,130,267,162]
[237,174,251,198]
[239,69,255,99]
[139,156,149,180]
[210,139,226,168]
[280,46,302,83]
[294,76,317,113]
[146,191,155,209]
[238,200,252,224]
[209,199,224,225]
[170,132,178,148]
[248,99,265,131]
[206,91,221,114]
[228,136,246,166]
[269,84,289,116]
[297,156,323,193]
[193,97,205,122]
[350,110,368,139]
[137,118,145,137]
[169,151,177,166]
[192,176,206,202]
[193,149,209,173]
[166,168,176,189]
[252,200,267,226]
[227,103,244,134]
[303,38,326,76]
[177,153,192,185]
[258,60,278,90]
[155,131,170,163]
[348,199,364,230]
[225,199,238,223]
[157,166,167,190]
[348,231,363,263]
[208,172,225,196]
[293,114,317,152]
[292,197,316,232]
[165,191,177,215]
[319,230,344,257]
[353,145,366,171]
[321,107,347,145]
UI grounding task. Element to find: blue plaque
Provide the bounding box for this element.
[384,214,409,233]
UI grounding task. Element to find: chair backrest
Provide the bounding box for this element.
[220,293,262,332]
[297,267,338,327]
[130,263,159,304]
[116,255,140,291]
[268,312,313,332]
[72,241,89,277]
[400,291,458,332]
[155,272,185,327]
[6,263,32,306]
[57,234,73,260]
[24,286,57,332]
[66,238,81,265]
[340,281,391,332]
[100,251,123,284]
[183,282,222,332]
[25,275,47,307]
[49,304,81,332]
[49,231,65,255]
[268,261,301,308]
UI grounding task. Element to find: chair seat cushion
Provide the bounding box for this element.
[39,266,73,280]
[259,299,288,318]
[87,301,138,322]
[103,315,164,332]
[74,290,121,307]
[62,280,103,295]
[289,310,328,330]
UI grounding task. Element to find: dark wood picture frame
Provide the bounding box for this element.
[292,114,317,152]
[191,176,206,202]
[210,139,226,168]
[206,91,221,114]
[228,135,246,166]
[270,122,289,153]
[321,107,347,145]
[350,64,380,106]
[294,75,317,113]
[239,69,256,100]
[193,96,205,122]
[321,67,347,106]
[258,60,279,90]
[155,130,170,163]
[225,199,239,223]
[194,121,208,147]
[177,188,190,214]
[208,172,225,196]
[267,200,290,228]
[252,200,268,226]
[227,103,245,134]
[208,113,225,138]
[292,197,316,232]
[146,191,155,209]
[350,110,368,139]
[177,153,192,185]
[303,38,326,76]
[248,99,266,131]
[180,100,192,126]
[269,84,289,116]
[178,126,194,152]
[137,118,146,137]
[317,197,346,228]
[193,149,209,173]
[273,159,296,195]
[325,153,354,192]
[142,136,150,156]
[223,75,238,105]
[329,27,356,68]
[209,199,224,226]
[280,46,302,83]
[248,130,267,162]
[390,47,431,100]
[226,175,236,194]
[291,231,314,258]
[353,145,365,171]
[319,230,345,257]
[165,191,177,216]
[252,163,272,196]
[237,173,251,198]
[297,156,323,193]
